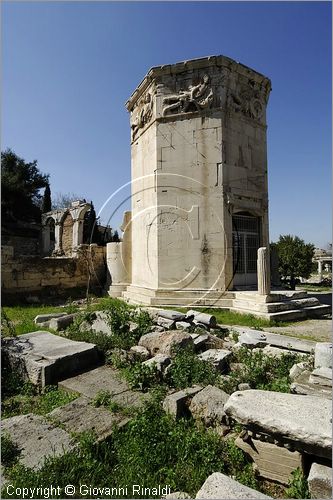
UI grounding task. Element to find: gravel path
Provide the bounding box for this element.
[263,318,332,342]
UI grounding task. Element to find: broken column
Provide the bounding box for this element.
[257,247,270,295]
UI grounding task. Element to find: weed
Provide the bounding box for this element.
[1,433,21,468]
[285,468,310,499]
[2,379,78,419]
[93,390,114,408]
[167,347,220,389]
[122,362,162,391]
[219,348,306,394]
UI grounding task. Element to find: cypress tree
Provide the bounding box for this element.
[42,183,52,213]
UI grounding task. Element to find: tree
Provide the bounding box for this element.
[274,235,315,289]
[52,192,84,210]
[83,202,100,244]
[112,230,120,242]
[42,183,52,213]
[1,149,49,223]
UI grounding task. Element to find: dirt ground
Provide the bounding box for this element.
[263,318,332,342]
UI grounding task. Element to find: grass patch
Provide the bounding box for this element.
[1,393,259,499]
[2,384,78,419]
[1,304,80,336]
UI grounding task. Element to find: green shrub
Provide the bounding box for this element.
[122,362,162,391]
[285,468,310,499]
[1,433,21,468]
[66,299,152,354]
[220,348,307,394]
[167,347,220,389]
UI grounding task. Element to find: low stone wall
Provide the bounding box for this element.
[1,244,106,303]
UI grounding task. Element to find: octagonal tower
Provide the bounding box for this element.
[118,55,271,306]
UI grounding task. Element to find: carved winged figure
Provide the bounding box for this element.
[162,74,213,116]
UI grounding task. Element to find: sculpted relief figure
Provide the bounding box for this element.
[131,92,154,140]
[227,85,264,121]
[162,74,214,116]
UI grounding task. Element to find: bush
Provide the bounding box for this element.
[1,433,21,468]
[66,299,153,355]
[220,348,308,394]
[167,347,220,389]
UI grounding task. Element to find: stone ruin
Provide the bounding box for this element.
[2,304,332,498]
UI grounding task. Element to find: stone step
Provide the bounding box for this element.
[48,396,130,441]
[1,414,75,470]
[229,307,306,322]
[59,365,148,409]
[2,331,101,388]
[303,304,331,318]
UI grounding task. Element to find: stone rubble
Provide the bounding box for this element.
[195,472,271,499]
[308,462,332,499]
[224,390,332,459]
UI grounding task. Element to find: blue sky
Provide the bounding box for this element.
[2,1,332,248]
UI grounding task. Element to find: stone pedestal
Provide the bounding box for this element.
[107,242,129,297]
[257,247,270,295]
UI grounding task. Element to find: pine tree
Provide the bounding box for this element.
[42,183,52,213]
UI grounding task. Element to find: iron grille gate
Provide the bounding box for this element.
[232,214,261,286]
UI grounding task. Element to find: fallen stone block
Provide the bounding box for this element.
[315,343,332,369]
[34,312,68,324]
[192,333,209,350]
[235,436,304,485]
[308,462,332,499]
[238,330,266,348]
[59,365,130,398]
[157,309,187,321]
[48,396,130,441]
[176,321,192,332]
[238,383,251,391]
[198,349,231,372]
[289,362,309,382]
[309,367,332,387]
[157,317,176,330]
[163,386,202,419]
[49,313,79,331]
[2,331,100,387]
[130,345,150,360]
[90,311,112,335]
[139,330,193,356]
[290,370,332,399]
[224,390,332,459]
[143,354,171,373]
[260,346,307,358]
[234,328,316,353]
[186,310,216,328]
[195,472,271,499]
[189,385,229,426]
[1,414,75,470]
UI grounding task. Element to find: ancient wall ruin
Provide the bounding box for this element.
[2,244,106,303]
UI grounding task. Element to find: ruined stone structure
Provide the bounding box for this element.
[108,55,271,306]
[42,200,91,257]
